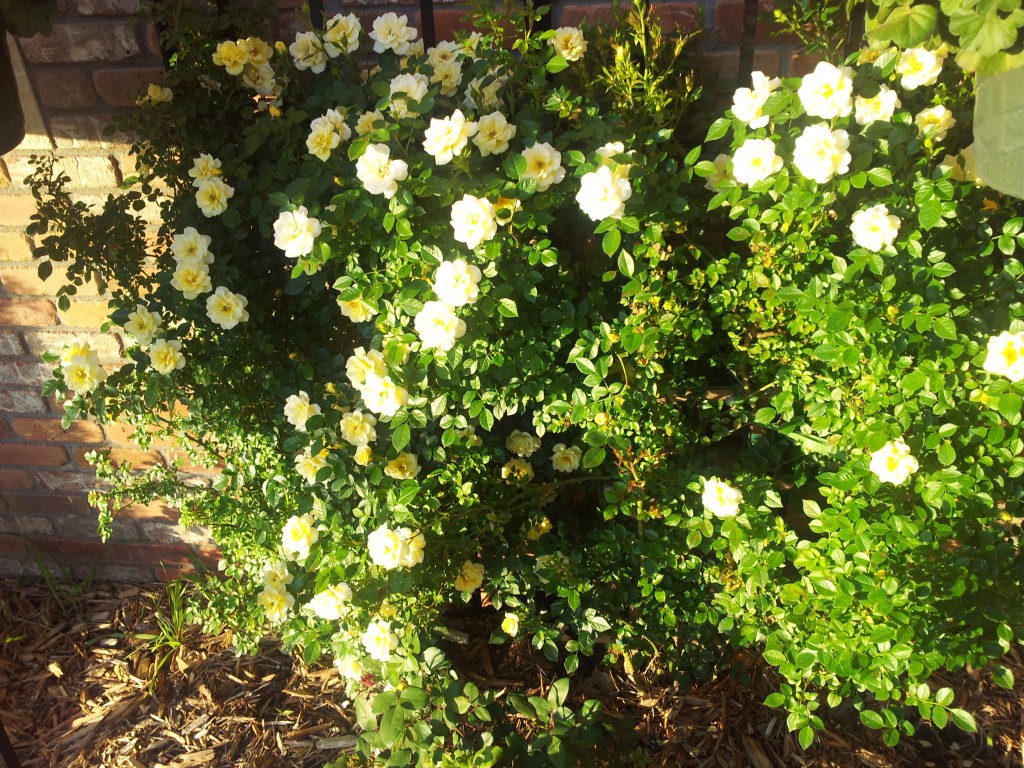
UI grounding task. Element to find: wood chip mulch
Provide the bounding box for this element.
[1,579,1021,767]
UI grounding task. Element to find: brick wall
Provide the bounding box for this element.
[0,0,799,582]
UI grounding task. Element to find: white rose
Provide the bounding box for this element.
[854,85,900,126]
[430,59,463,96]
[396,527,425,567]
[520,142,565,192]
[340,410,377,446]
[914,105,955,142]
[308,583,352,620]
[283,391,321,431]
[869,439,920,485]
[205,286,249,329]
[388,72,429,118]
[289,31,328,74]
[454,561,485,592]
[355,143,409,199]
[195,177,234,217]
[294,449,329,484]
[368,524,404,569]
[433,259,482,307]
[188,153,222,186]
[422,110,477,165]
[346,346,387,389]
[124,304,162,347]
[850,204,900,252]
[257,585,294,623]
[360,373,408,417]
[792,124,850,184]
[551,443,582,473]
[281,513,319,559]
[170,227,213,265]
[369,12,418,55]
[897,47,944,90]
[506,430,541,457]
[797,61,854,119]
[702,478,743,518]
[306,118,341,162]
[450,194,497,250]
[730,138,783,186]
[983,331,1024,382]
[171,262,212,300]
[338,297,376,322]
[361,618,399,661]
[273,206,322,258]
[576,165,632,221]
[149,338,185,375]
[732,71,781,129]
[415,301,466,351]
[550,26,587,61]
[323,13,361,57]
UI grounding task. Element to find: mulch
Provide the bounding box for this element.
[0,579,1021,767]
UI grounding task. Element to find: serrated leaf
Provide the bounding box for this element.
[764,692,786,708]
[354,695,377,731]
[866,167,893,187]
[546,54,569,73]
[798,725,814,749]
[617,250,634,277]
[391,422,411,452]
[705,117,732,142]
[932,316,957,340]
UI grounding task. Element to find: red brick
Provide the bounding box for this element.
[0,418,10,438]
[73,446,163,468]
[713,1,798,44]
[0,535,27,556]
[33,67,98,109]
[559,4,617,27]
[0,388,50,413]
[0,444,69,466]
[75,0,142,15]
[4,493,91,515]
[124,499,177,520]
[432,7,473,42]
[0,298,57,325]
[789,52,824,77]
[102,420,179,450]
[35,469,100,492]
[0,469,34,489]
[93,66,166,107]
[650,2,701,34]
[11,416,104,443]
[0,514,54,535]
[698,50,782,82]
[26,536,111,560]
[19,22,142,64]
[0,232,33,261]
[0,194,39,228]
[109,541,193,564]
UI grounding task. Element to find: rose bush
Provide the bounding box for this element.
[28,0,1024,761]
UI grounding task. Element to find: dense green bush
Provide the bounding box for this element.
[30,0,1024,761]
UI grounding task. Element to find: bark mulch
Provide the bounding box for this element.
[1,578,1021,767]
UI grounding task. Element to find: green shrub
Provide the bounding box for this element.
[30,0,1024,759]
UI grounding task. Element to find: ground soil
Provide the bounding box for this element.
[1,579,1021,767]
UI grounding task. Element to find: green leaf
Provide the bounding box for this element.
[378,704,406,745]
[992,665,1015,689]
[764,692,787,708]
[998,392,1022,420]
[582,446,605,468]
[866,167,893,187]
[354,695,377,731]
[798,725,814,750]
[975,68,1024,200]
[400,686,428,711]
[705,117,732,142]
[867,4,938,47]
[932,707,948,729]
[617,250,634,277]
[950,708,978,733]
[932,316,957,340]
[497,297,518,318]
[546,54,569,73]
[935,687,955,707]
[548,678,569,707]
[860,710,885,729]
[763,649,787,666]
[602,227,621,256]
[392,422,411,452]
[949,7,1024,58]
